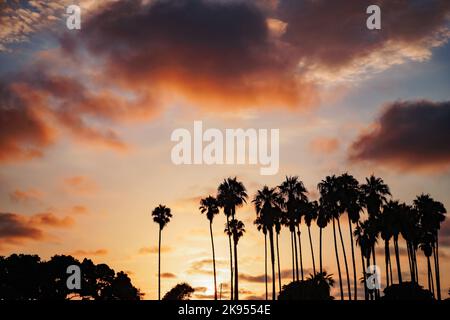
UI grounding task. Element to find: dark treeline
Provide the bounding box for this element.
[154,174,447,300]
[0,254,142,300]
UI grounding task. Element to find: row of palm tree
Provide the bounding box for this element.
[152,174,446,300]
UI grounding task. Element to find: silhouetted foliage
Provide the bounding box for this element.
[382,282,434,300]
[278,272,334,300]
[162,283,194,300]
[0,254,142,300]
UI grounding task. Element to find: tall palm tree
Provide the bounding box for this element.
[379,201,394,287]
[316,202,331,275]
[304,200,318,275]
[217,177,248,300]
[337,173,361,299]
[199,196,220,300]
[279,176,308,281]
[151,204,172,300]
[361,175,390,299]
[353,220,373,300]
[225,219,245,300]
[400,205,421,284]
[274,213,283,293]
[254,216,268,300]
[419,232,435,296]
[318,175,344,300]
[253,186,280,300]
[415,194,446,300]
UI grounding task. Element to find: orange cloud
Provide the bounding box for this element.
[9,189,44,203]
[309,137,340,154]
[138,246,173,254]
[64,176,99,195]
[70,249,109,257]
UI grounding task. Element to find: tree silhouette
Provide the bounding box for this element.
[254,215,268,300]
[0,254,141,300]
[225,218,245,300]
[278,272,334,300]
[217,177,248,300]
[253,186,280,300]
[279,176,307,282]
[415,194,446,300]
[304,200,318,275]
[199,195,220,300]
[152,204,172,300]
[162,283,194,300]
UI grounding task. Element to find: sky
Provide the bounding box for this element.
[0,0,450,300]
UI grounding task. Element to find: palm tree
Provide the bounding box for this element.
[401,205,421,284]
[304,200,318,275]
[151,204,172,300]
[354,219,377,300]
[316,202,330,275]
[274,212,283,293]
[279,176,308,281]
[199,196,220,300]
[337,173,361,299]
[379,201,394,287]
[254,215,268,300]
[225,219,245,300]
[217,177,248,300]
[318,175,344,300]
[419,232,435,296]
[253,186,280,300]
[361,175,390,299]
[415,194,446,300]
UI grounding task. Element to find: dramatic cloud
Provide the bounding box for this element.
[187,258,227,275]
[350,100,450,171]
[1,0,449,162]
[0,211,74,249]
[278,0,450,81]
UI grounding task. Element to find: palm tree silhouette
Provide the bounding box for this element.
[151,204,172,300]
[253,186,281,300]
[337,173,361,299]
[217,177,248,300]
[379,201,395,287]
[254,216,268,300]
[415,194,446,300]
[304,200,318,275]
[318,175,344,300]
[316,201,330,275]
[361,175,390,299]
[199,195,220,300]
[279,176,308,282]
[225,218,245,300]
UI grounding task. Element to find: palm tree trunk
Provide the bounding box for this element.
[394,238,402,284]
[366,256,373,300]
[361,247,368,300]
[337,218,351,300]
[407,242,414,283]
[276,232,282,293]
[269,228,276,300]
[227,216,234,300]
[388,252,393,285]
[319,227,323,274]
[297,225,304,281]
[293,229,299,281]
[308,226,316,275]
[371,245,379,300]
[426,255,432,295]
[434,232,441,300]
[384,240,390,288]
[209,222,217,300]
[348,219,357,300]
[265,232,268,300]
[290,232,295,282]
[158,227,161,300]
[234,240,238,300]
[332,218,344,300]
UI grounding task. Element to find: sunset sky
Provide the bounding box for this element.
[1,0,450,300]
